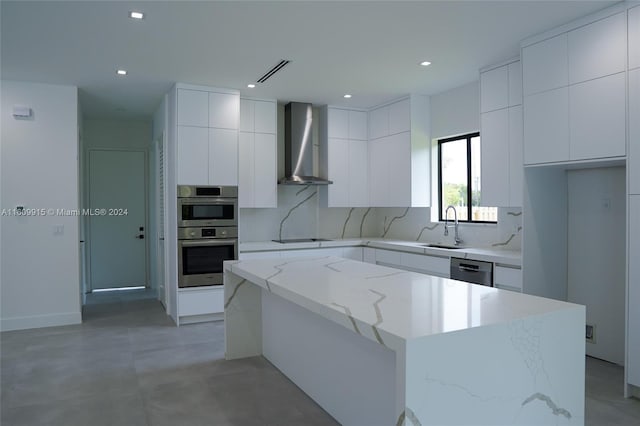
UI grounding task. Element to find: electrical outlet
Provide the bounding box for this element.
[586,324,596,343]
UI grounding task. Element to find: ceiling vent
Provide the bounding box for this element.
[256,59,291,83]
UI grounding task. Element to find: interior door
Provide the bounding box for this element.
[89,150,147,290]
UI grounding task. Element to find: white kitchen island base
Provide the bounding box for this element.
[224,257,585,426]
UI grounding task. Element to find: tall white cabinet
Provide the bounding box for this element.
[367,95,430,207]
[175,85,240,185]
[479,59,523,207]
[239,98,277,208]
[319,107,369,207]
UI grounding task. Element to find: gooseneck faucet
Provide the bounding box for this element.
[444,205,462,245]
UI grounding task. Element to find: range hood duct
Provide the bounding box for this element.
[279,102,332,185]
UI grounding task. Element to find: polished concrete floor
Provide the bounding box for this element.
[1,294,639,426]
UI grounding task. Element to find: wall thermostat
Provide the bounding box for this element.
[12,105,32,118]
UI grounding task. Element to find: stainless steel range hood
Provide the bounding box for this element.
[279,102,332,185]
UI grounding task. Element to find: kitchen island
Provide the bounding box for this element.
[224,256,585,426]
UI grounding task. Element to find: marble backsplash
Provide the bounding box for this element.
[239,186,522,250]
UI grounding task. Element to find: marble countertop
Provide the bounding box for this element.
[225,256,576,348]
[239,238,522,267]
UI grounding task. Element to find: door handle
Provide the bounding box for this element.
[136,234,145,239]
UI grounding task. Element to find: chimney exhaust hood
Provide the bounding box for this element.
[279,102,332,185]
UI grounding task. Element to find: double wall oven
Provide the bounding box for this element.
[177,185,238,288]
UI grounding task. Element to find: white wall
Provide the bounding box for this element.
[430,81,480,140]
[568,167,626,365]
[1,81,81,331]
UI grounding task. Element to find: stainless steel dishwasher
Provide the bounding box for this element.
[450,257,493,286]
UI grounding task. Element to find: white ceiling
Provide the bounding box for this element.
[1,0,620,120]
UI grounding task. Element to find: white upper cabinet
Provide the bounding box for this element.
[239,99,254,132]
[388,98,411,134]
[209,128,238,186]
[328,108,349,139]
[238,98,277,208]
[254,101,276,134]
[523,87,570,165]
[320,107,369,207]
[508,106,524,207]
[368,106,389,140]
[629,68,640,195]
[568,12,626,84]
[177,89,208,127]
[480,108,510,206]
[480,60,523,206]
[522,34,568,96]
[177,126,209,184]
[629,6,640,70]
[508,61,523,106]
[569,72,626,161]
[480,66,509,113]
[348,110,368,140]
[209,92,239,129]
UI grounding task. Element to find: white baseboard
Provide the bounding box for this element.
[178,312,223,325]
[0,311,82,332]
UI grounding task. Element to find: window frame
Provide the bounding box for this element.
[437,132,496,224]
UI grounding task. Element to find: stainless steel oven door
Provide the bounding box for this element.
[177,198,238,227]
[178,238,238,288]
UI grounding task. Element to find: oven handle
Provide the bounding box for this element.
[178,198,238,205]
[178,238,238,247]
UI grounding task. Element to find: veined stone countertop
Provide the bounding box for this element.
[225,256,574,347]
[239,238,522,267]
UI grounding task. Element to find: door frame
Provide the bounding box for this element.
[154,133,169,307]
[86,147,149,292]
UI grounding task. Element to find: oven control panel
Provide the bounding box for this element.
[178,226,238,240]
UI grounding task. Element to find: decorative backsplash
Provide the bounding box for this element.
[239,186,522,250]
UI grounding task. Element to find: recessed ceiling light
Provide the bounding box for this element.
[116,69,128,76]
[247,84,256,88]
[343,94,352,99]
[420,61,432,67]
[129,11,144,20]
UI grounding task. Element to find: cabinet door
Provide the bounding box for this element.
[209,92,239,129]
[209,129,238,185]
[629,69,640,195]
[569,72,626,161]
[386,132,411,207]
[177,89,208,127]
[327,138,349,207]
[368,137,389,206]
[568,12,626,84]
[508,106,524,207]
[508,61,523,107]
[254,100,276,134]
[401,252,449,277]
[348,110,368,140]
[494,265,522,292]
[238,132,254,207]
[369,106,389,140]
[480,65,509,113]
[628,195,640,387]
[630,6,640,70]
[328,108,349,139]
[239,99,254,132]
[523,87,569,164]
[341,247,363,262]
[480,109,509,207]
[388,99,411,135]
[522,34,568,96]
[348,139,369,207]
[177,126,209,184]
[254,133,277,208]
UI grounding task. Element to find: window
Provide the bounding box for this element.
[438,132,497,223]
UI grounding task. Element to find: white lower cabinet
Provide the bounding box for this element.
[373,249,449,278]
[239,247,362,261]
[342,247,364,261]
[628,195,640,387]
[494,265,523,292]
[178,287,224,317]
[239,251,281,260]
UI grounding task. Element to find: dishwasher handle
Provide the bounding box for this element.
[458,264,480,272]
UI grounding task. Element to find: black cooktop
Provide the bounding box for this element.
[272,238,333,244]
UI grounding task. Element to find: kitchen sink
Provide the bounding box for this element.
[422,243,464,249]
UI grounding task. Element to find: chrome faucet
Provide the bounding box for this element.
[444,205,462,245]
